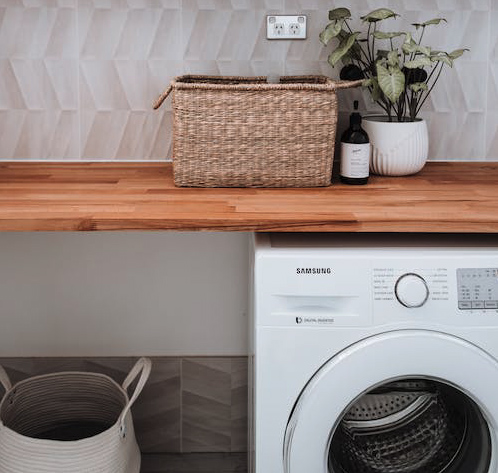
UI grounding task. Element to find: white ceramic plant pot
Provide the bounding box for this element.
[362,116,429,176]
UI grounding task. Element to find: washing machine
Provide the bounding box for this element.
[249,233,498,473]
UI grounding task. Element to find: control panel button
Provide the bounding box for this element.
[395,273,430,308]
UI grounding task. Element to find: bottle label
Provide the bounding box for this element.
[340,142,370,179]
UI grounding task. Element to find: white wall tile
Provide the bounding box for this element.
[0,0,496,160]
[0,110,79,159]
[182,0,285,76]
[0,6,76,58]
[491,9,498,61]
[78,2,181,159]
[426,111,486,160]
[0,3,79,159]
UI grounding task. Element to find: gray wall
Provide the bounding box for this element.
[0,232,249,356]
[0,0,497,161]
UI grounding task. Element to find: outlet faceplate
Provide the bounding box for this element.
[266,15,307,40]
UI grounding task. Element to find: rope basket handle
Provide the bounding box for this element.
[119,357,152,437]
[153,84,173,110]
[333,78,365,89]
[0,365,12,395]
[152,76,364,110]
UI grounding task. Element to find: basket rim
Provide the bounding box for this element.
[0,371,128,410]
[153,74,362,110]
[171,74,362,92]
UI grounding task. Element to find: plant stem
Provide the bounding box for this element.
[424,62,439,85]
[371,91,390,114]
[416,62,444,116]
[366,22,372,62]
[418,26,426,46]
[398,93,405,121]
[344,20,370,67]
[409,90,417,121]
[372,23,377,64]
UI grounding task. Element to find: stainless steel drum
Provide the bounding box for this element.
[328,379,490,473]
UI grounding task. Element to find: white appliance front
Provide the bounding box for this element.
[250,233,498,473]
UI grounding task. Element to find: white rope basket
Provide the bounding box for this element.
[0,358,151,473]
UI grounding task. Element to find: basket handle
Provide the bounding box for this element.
[153,77,363,108]
[153,83,174,110]
[119,357,152,437]
[0,365,12,394]
[332,79,365,90]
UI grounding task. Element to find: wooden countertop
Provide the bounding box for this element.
[0,161,497,232]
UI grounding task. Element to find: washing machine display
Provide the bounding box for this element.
[457,268,498,310]
[251,234,498,473]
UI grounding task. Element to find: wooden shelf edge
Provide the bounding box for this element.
[1,161,497,233]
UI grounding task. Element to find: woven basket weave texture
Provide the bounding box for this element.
[154,75,362,188]
[0,358,151,473]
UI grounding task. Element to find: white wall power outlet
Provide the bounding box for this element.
[266,15,307,40]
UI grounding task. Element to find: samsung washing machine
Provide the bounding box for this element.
[250,233,498,473]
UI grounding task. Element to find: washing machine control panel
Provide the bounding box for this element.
[457,268,498,310]
[373,268,449,306]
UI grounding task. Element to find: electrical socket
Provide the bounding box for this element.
[266,15,307,40]
[289,23,301,36]
[274,22,284,36]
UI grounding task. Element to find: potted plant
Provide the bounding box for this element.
[320,7,467,176]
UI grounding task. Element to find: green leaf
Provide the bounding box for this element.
[448,48,469,59]
[430,51,453,67]
[372,31,405,40]
[409,82,428,93]
[328,8,351,21]
[319,20,343,45]
[361,8,398,22]
[404,56,432,68]
[327,32,359,67]
[412,18,447,29]
[376,62,405,103]
[337,29,363,60]
[370,77,382,102]
[387,50,399,67]
[418,45,432,56]
[402,34,417,54]
[362,78,382,101]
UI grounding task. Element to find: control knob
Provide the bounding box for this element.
[395,273,429,308]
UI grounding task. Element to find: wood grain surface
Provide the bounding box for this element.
[0,161,497,232]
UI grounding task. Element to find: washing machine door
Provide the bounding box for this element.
[284,330,498,473]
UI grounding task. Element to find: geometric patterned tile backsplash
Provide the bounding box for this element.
[0,0,497,161]
[0,356,248,454]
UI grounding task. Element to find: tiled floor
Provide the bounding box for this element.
[0,356,248,454]
[141,453,247,473]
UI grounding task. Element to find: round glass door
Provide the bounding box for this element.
[328,378,491,473]
[283,331,498,473]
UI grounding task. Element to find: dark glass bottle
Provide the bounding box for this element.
[340,101,370,185]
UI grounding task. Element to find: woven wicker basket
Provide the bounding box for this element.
[153,75,362,188]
